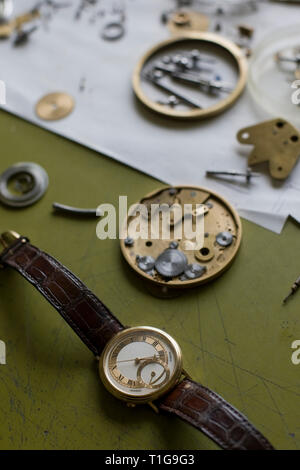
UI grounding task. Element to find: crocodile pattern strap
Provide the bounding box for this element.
[0,237,124,355]
[158,378,274,450]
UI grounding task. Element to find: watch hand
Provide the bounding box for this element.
[116,355,159,364]
[150,370,165,386]
[149,371,156,385]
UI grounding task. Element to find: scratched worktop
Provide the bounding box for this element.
[0,110,299,450]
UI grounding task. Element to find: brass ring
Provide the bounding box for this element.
[132,32,248,120]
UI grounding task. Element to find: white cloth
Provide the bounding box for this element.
[1,0,300,233]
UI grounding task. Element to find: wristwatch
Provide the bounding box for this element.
[0,231,274,451]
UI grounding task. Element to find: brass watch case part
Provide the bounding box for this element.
[132,32,248,120]
[120,185,242,291]
[0,9,40,38]
[35,92,75,121]
[237,118,300,180]
[194,233,215,262]
[0,230,22,262]
[167,10,210,35]
[99,326,183,405]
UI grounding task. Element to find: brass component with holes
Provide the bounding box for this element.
[0,9,40,38]
[167,10,209,35]
[35,92,75,121]
[237,118,300,180]
[120,186,242,297]
[194,234,215,262]
[132,32,247,120]
[0,231,21,256]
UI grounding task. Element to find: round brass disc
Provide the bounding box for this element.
[120,185,242,296]
[35,92,75,121]
[132,32,247,120]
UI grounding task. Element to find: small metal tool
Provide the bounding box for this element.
[13,25,38,46]
[206,168,259,184]
[155,59,212,77]
[283,276,300,305]
[53,202,99,217]
[275,52,300,66]
[171,70,233,93]
[144,71,202,109]
[189,49,216,66]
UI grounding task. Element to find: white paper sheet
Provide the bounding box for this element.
[1,0,300,233]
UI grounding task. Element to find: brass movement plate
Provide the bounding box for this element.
[132,32,248,120]
[237,118,300,180]
[120,186,242,297]
[35,92,75,121]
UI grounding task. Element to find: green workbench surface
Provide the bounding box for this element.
[0,110,299,451]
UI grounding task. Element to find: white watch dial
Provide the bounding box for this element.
[100,326,183,402]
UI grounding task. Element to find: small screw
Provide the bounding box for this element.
[162,55,171,64]
[124,237,134,247]
[169,241,179,249]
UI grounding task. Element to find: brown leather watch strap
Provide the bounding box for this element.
[0,237,124,355]
[158,378,274,450]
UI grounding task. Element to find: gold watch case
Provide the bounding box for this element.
[99,326,183,406]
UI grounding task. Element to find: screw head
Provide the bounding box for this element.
[137,256,155,272]
[169,241,179,249]
[216,231,233,247]
[124,237,134,247]
[184,264,207,279]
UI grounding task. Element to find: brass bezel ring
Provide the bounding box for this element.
[132,32,248,120]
